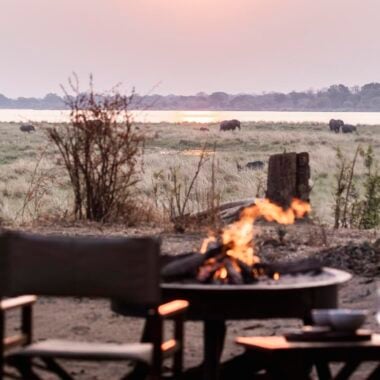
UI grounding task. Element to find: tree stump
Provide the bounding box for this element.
[266,152,310,208]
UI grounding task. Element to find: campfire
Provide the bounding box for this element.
[162,198,319,284]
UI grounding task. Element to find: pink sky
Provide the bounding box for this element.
[1,0,380,96]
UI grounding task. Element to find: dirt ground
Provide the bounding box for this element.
[3,224,380,379]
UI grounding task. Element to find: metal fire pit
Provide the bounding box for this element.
[161,267,351,320]
[113,267,351,380]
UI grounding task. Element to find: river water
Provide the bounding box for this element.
[1,109,380,124]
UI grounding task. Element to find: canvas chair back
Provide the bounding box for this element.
[0,231,161,307]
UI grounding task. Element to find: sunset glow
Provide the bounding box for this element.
[1,0,379,96]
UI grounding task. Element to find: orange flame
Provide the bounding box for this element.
[220,267,228,280]
[201,198,310,270]
[200,236,216,254]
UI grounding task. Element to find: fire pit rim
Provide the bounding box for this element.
[161,267,352,291]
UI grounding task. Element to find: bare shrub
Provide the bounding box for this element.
[16,145,54,222]
[333,146,361,228]
[151,145,221,231]
[359,146,380,229]
[333,144,380,229]
[5,145,69,225]
[46,75,144,222]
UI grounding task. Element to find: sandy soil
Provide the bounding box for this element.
[3,224,380,379]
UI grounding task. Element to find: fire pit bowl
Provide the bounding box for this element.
[160,267,351,320]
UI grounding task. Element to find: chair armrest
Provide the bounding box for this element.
[0,295,37,311]
[158,300,189,318]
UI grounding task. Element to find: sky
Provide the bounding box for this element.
[1,0,380,97]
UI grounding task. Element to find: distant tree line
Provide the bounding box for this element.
[4,83,380,111]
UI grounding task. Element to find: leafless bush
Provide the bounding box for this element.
[306,218,330,247]
[15,145,60,223]
[332,144,380,229]
[46,75,144,222]
[253,171,266,198]
[151,145,221,231]
[333,146,361,228]
[359,145,380,229]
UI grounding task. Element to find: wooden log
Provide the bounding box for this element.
[296,152,311,202]
[197,261,223,283]
[266,152,310,208]
[266,152,297,208]
[224,259,244,284]
[255,258,322,277]
[161,244,223,280]
[172,198,255,225]
[161,252,202,280]
[236,259,256,283]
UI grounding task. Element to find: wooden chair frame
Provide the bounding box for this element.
[0,296,188,380]
[0,232,189,380]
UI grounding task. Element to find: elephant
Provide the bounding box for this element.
[220,119,241,131]
[236,160,264,171]
[329,119,344,133]
[246,161,265,170]
[19,124,36,133]
[342,124,357,133]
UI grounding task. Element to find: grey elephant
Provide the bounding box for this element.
[236,160,264,171]
[19,124,36,133]
[246,161,264,170]
[329,119,344,133]
[220,119,241,131]
[342,124,357,133]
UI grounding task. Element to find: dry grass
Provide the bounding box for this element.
[1,121,380,226]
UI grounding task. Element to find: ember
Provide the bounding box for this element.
[162,198,315,284]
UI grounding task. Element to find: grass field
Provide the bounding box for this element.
[1,121,379,226]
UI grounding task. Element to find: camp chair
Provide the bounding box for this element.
[0,231,188,379]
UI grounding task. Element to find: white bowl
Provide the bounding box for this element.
[328,309,367,331]
[311,309,332,326]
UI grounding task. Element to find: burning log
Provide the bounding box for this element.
[161,252,200,279]
[172,198,255,225]
[161,249,322,284]
[161,244,224,280]
[224,259,244,285]
[236,258,256,283]
[161,197,312,285]
[254,258,322,278]
[197,260,223,283]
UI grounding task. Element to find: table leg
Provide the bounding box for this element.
[303,315,313,326]
[367,364,380,380]
[334,361,360,380]
[203,320,226,380]
[268,353,313,380]
[315,361,332,380]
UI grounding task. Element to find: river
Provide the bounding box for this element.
[1,109,380,124]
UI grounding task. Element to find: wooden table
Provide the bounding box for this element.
[236,335,380,380]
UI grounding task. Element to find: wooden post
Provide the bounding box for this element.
[266,152,310,208]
